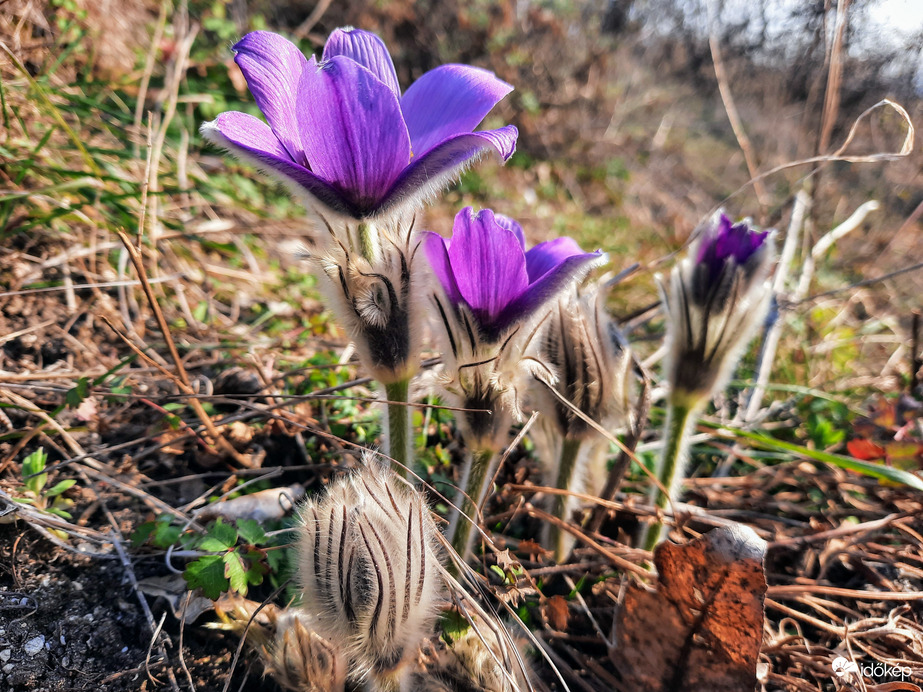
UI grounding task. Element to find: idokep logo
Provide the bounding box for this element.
[832,657,859,677]
[831,656,912,681]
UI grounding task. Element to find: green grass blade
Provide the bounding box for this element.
[0,43,102,176]
[718,425,923,491]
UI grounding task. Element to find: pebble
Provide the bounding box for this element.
[2,663,13,674]
[24,635,45,656]
[0,649,10,662]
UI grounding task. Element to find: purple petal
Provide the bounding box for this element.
[448,207,529,324]
[323,27,400,97]
[494,214,525,250]
[298,56,411,213]
[696,213,769,282]
[497,249,605,332]
[375,126,518,217]
[201,112,356,216]
[421,231,463,305]
[401,64,514,157]
[233,31,310,165]
[525,237,588,282]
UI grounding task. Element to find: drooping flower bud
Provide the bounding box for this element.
[411,613,532,692]
[660,211,774,409]
[642,212,776,551]
[296,456,443,689]
[422,208,605,559]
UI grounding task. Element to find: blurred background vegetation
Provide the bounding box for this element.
[3,0,920,396]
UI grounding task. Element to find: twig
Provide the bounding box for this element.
[706,1,769,211]
[293,0,333,39]
[744,190,810,421]
[115,230,252,466]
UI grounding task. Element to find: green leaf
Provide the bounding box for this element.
[152,518,183,548]
[266,547,287,575]
[235,518,266,545]
[241,548,269,588]
[223,552,248,595]
[184,555,228,600]
[439,609,471,646]
[720,427,923,491]
[44,479,76,498]
[46,507,73,520]
[203,518,238,550]
[65,377,90,408]
[131,521,157,547]
[22,448,48,495]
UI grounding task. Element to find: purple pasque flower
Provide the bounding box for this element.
[423,207,604,343]
[201,28,518,221]
[662,210,774,403]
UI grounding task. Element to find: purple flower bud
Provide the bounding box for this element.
[690,213,770,311]
[660,210,775,404]
[201,29,518,221]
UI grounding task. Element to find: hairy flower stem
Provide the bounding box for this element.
[449,447,496,564]
[550,437,584,562]
[642,401,698,552]
[358,221,378,262]
[384,379,412,477]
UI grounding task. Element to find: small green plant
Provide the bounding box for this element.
[15,448,76,521]
[132,516,287,599]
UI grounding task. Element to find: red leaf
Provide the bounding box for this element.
[847,438,886,461]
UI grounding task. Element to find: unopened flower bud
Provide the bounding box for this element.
[297,456,443,688]
[536,286,632,440]
[661,211,774,408]
[212,595,345,692]
[414,617,532,692]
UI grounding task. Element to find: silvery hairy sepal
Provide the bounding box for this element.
[660,211,774,409]
[264,611,347,692]
[308,215,422,384]
[412,619,532,692]
[529,285,633,558]
[296,456,443,690]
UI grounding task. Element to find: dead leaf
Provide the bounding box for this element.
[847,438,886,460]
[517,539,551,562]
[227,420,254,446]
[194,484,305,522]
[545,595,569,631]
[137,574,214,622]
[155,428,188,456]
[611,525,767,692]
